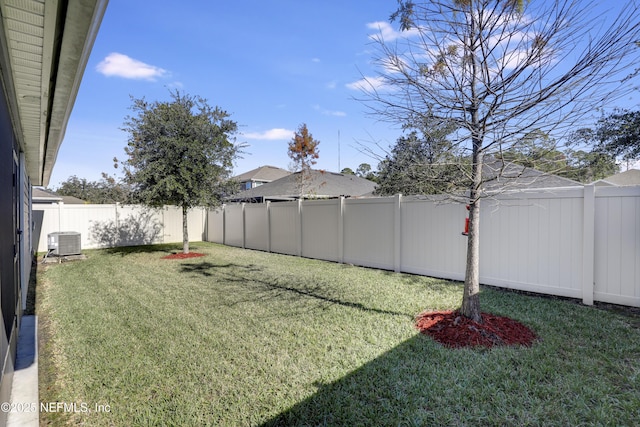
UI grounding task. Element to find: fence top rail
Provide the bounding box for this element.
[243,203,269,210]
[217,184,640,210]
[301,198,342,206]
[488,187,586,200]
[594,185,640,198]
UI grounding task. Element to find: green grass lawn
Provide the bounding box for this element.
[37,242,640,426]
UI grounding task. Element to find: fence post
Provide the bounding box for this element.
[57,201,64,232]
[297,199,303,257]
[266,201,271,253]
[582,184,595,305]
[394,194,402,272]
[161,207,166,243]
[222,204,226,245]
[338,197,344,264]
[115,203,119,232]
[241,203,246,249]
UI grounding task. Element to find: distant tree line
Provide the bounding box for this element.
[55,107,638,203]
[53,173,132,204]
[365,107,636,197]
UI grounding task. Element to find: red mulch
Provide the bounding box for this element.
[161,252,206,260]
[415,310,537,349]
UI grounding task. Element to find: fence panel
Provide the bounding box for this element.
[33,204,61,252]
[87,205,163,248]
[245,204,269,251]
[301,199,341,262]
[207,208,225,243]
[400,198,466,280]
[60,204,117,249]
[479,189,585,298]
[33,203,207,252]
[343,197,396,270]
[161,206,184,243]
[269,201,300,256]
[199,185,640,309]
[223,204,244,247]
[594,186,640,306]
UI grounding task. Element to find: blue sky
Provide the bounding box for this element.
[49,0,639,188]
[50,0,410,187]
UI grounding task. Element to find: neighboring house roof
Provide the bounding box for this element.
[233,165,291,183]
[228,169,377,202]
[32,187,85,204]
[483,158,583,192]
[594,169,640,186]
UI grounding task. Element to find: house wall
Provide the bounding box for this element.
[32,204,208,252]
[0,78,19,416]
[210,186,640,308]
[19,154,31,311]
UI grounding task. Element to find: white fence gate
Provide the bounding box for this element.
[207,185,640,308]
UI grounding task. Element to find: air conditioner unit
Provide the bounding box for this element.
[48,232,82,256]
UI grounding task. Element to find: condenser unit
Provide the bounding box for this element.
[48,232,82,256]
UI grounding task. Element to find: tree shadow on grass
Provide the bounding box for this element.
[103,244,179,256]
[179,261,263,277]
[179,261,412,319]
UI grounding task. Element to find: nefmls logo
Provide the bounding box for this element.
[41,402,90,413]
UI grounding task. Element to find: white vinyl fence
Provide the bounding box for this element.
[207,185,640,308]
[33,203,207,252]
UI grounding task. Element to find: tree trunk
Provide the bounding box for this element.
[461,197,482,322]
[461,151,483,323]
[182,204,189,254]
[460,26,483,323]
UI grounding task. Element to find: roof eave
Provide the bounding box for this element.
[0,0,108,186]
[40,0,108,186]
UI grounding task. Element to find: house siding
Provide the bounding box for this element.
[0,79,20,420]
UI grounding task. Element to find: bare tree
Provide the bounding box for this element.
[361,0,640,321]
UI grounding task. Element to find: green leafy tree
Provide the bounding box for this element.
[55,175,92,201]
[497,130,568,174]
[363,0,640,321]
[121,91,241,254]
[55,173,132,204]
[594,109,640,164]
[376,127,465,195]
[287,123,320,196]
[341,167,355,175]
[564,150,619,183]
[355,163,379,182]
[355,163,371,177]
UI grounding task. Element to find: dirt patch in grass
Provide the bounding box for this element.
[161,252,206,260]
[416,310,537,348]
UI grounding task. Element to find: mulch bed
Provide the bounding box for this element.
[161,252,206,260]
[415,310,537,348]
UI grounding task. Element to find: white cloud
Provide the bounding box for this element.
[346,76,386,91]
[243,128,294,140]
[312,57,321,63]
[367,21,419,42]
[313,104,346,117]
[96,53,168,81]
